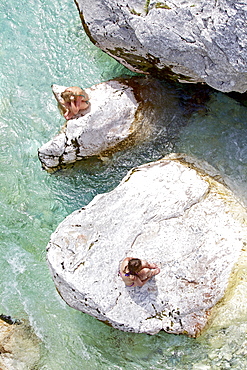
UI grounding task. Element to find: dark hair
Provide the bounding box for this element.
[127,258,142,275]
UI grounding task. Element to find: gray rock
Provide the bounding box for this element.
[76,0,247,92]
[46,154,247,336]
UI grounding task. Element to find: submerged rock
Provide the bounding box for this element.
[76,0,247,93]
[0,316,41,369]
[46,154,247,337]
[38,77,164,172]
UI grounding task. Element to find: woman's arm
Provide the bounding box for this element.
[81,91,89,101]
[70,98,80,115]
[141,260,158,269]
[145,261,159,269]
[134,276,151,287]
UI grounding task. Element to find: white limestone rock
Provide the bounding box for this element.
[76,0,247,93]
[46,154,247,337]
[38,77,158,172]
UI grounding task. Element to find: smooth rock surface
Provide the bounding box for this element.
[38,77,163,171]
[76,0,247,93]
[46,154,247,336]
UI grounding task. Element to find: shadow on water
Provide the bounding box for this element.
[227,91,247,108]
[47,78,215,212]
[175,88,247,206]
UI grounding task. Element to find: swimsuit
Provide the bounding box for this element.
[118,270,134,287]
[77,94,89,103]
[79,88,90,104]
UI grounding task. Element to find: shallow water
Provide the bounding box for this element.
[1,0,247,369]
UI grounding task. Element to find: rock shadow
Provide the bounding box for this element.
[126,277,160,313]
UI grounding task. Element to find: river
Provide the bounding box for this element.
[0,0,247,369]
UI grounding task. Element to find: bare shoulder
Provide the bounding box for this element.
[122,257,132,265]
[120,257,129,271]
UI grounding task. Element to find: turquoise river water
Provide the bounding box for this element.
[1,0,247,369]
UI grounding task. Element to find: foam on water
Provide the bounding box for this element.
[1,0,247,369]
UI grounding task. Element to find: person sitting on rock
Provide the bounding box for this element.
[119,257,160,287]
[60,86,89,120]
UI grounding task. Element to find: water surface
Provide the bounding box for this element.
[1,0,247,369]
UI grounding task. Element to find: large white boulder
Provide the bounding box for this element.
[38,80,139,171]
[38,77,169,172]
[46,154,247,337]
[76,0,247,93]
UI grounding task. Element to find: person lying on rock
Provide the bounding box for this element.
[119,257,160,287]
[60,86,89,120]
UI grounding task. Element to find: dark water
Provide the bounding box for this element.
[1,0,247,368]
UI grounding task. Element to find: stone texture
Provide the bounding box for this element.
[38,77,165,172]
[0,317,40,370]
[46,154,247,337]
[75,0,247,93]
